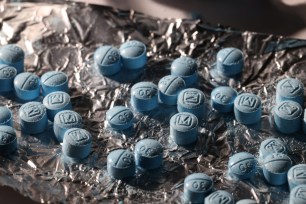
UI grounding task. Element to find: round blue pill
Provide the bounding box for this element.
[135,138,163,170]
[171,56,198,87]
[41,71,69,96]
[62,128,92,159]
[259,138,287,161]
[228,152,257,180]
[107,149,135,180]
[119,40,147,70]
[177,88,206,119]
[289,184,306,204]
[170,112,198,146]
[234,93,262,125]
[0,106,13,127]
[19,102,48,134]
[288,164,306,191]
[0,44,25,74]
[53,110,82,143]
[158,75,186,105]
[0,64,17,92]
[236,199,258,204]
[131,81,158,112]
[14,72,40,101]
[0,125,17,155]
[211,86,238,113]
[43,91,72,122]
[217,47,244,77]
[273,100,302,134]
[204,190,235,204]
[106,106,134,130]
[94,45,121,76]
[183,173,213,203]
[263,153,292,186]
[276,78,304,106]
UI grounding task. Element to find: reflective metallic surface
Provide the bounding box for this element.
[1,2,306,203]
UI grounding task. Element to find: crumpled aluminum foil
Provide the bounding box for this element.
[1,2,306,203]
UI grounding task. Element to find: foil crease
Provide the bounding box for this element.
[0,2,306,204]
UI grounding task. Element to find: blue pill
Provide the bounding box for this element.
[274,100,302,134]
[19,102,48,134]
[14,72,40,101]
[0,125,17,155]
[177,88,205,119]
[0,64,17,92]
[211,86,238,113]
[119,40,147,70]
[41,71,68,96]
[217,47,244,77]
[228,152,257,180]
[94,45,121,76]
[204,190,235,204]
[135,138,163,170]
[289,184,306,204]
[107,149,135,179]
[0,44,25,74]
[158,75,186,105]
[236,199,258,204]
[43,91,72,121]
[183,173,213,203]
[106,106,134,130]
[62,128,92,159]
[263,153,292,186]
[0,106,13,127]
[170,112,198,146]
[276,78,304,106]
[288,164,306,191]
[131,81,158,112]
[234,93,262,125]
[53,110,82,143]
[171,56,198,87]
[259,138,287,161]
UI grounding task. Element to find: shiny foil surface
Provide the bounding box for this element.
[1,2,306,203]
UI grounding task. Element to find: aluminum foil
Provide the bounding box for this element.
[1,2,306,204]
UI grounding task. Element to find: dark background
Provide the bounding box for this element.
[2,0,306,203]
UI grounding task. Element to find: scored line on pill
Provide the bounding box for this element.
[228,157,255,167]
[99,46,112,64]
[163,77,180,94]
[114,150,126,167]
[265,159,292,165]
[42,72,66,83]
[108,109,130,121]
[21,74,34,89]
[222,48,236,63]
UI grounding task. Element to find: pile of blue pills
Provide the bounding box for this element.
[0,43,94,161]
[3,39,306,203]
